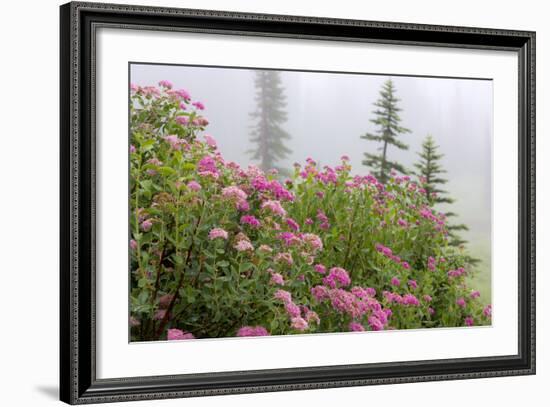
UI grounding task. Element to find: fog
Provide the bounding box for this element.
[130,64,492,249]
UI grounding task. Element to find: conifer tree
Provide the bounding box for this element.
[361,78,410,183]
[248,71,291,173]
[414,135,470,249]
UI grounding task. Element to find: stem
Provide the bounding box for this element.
[155,202,205,338]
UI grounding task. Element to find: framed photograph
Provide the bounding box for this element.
[60,1,535,404]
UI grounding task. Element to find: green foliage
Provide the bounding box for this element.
[361,79,410,183]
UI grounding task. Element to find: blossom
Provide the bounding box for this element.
[470,290,481,299]
[408,279,418,289]
[240,215,261,228]
[349,322,365,332]
[483,305,492,317]
[222,186,248,201]
[456,297,466,308]
[423,294,432,302]
[302,233,323,252]
[130,144,136,154]
[464,317,474,327]
[402,293,420,306]
[158,80,173,89]
[285,302,301,318]
[313,264,326,274]
[193,116,209,126]
[311,285,329,302]
[261,200,287,217]
[203,134,217,148]
[234,240,254,252]
[167,329,195,340]
[208,228,228,240]
[236,200,250,211]
[175,88,191,100]
[258,244,273,254]
[290,317,309,331]
[187,180,201,191]
[402,261,411,270]
[391,277,400,287]
[368,315,384,331]
[270,272,285,286]
[237,326,270,337]
[274,289,292,304]
[286,218,300,231]
[175,115,189,125]
[274,252,293,266]
[164,134,183,150]
[192,101,205,110]
[322,267,351,288]
[130,239,138,250]
[428,307,435,315]
[140,219,153,231]
[305,310,320,325]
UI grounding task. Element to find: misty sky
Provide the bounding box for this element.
[130,63,493,244]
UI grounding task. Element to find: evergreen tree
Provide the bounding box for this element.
[361,78,410,183]
[248,71,291,173]
[414,135,471,249]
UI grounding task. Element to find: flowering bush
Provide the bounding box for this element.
[129,81,491,341]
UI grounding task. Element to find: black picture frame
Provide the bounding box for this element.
[60,1,536,404]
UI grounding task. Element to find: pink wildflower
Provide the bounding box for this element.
[203,134,217,148]
[270,272,285,286]
[140,219,153,232]
[237,326,270,337]
[208,228,228,240]
[349,322,365,332]
[302,233,323,252]
[167,329,195,340]
[240,215,261,228]
[322,267,351,288]
[261,200,287,217]
[175,116,189,125]
[130,239,138,250]
[313,264,326,274]
[286,218,300,231]
[408,279,418,289]
[221,186,248,201]
[305,310,320,325]
[290,317,309,331]
[274,289,292,304]
[391,277,400,287]
[158,80,173,89]
[192,101,205,110]
[187,181,201,191]
[175,88,191,100]
[464,317,474,327]
[311,285,329,302]
[285,302,301,318]
[234,240,254,252]
[368,315,384,331]
[456,297,466,308]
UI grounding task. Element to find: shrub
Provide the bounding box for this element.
[129,82,491,341]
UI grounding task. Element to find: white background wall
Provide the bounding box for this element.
[0,0,545,406]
